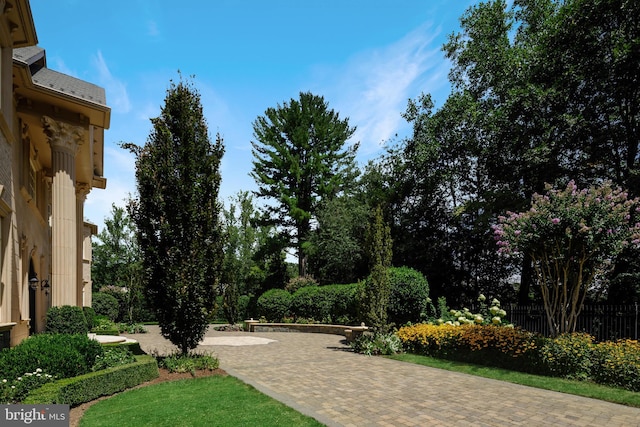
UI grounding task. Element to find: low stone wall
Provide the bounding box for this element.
[244,320,368,342]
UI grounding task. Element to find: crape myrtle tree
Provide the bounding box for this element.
[251,91,358,277]
[123,76,225,354]
[494,181,640,336]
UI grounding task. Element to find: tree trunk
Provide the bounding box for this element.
[518,258,533,305]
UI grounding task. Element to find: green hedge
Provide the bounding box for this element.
[290,283,360,324]
[24,355,159,406]
[290,287,331,321]
[102,342,145,356]
[256,289,292,322]
[92,292,120,321]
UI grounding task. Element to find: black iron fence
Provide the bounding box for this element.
[507,304,640,341]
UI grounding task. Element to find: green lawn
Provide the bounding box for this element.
[387,353,640,408]
[79,375,324,427]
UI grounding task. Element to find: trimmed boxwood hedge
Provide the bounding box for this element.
[290,283,360,324]
[24,355,159,406]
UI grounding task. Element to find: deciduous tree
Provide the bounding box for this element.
[91,204,144,322]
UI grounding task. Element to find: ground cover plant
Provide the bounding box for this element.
[350,332,402,356]
[156,351,219,375]
[0,368,55,403]
[79,375,324,427]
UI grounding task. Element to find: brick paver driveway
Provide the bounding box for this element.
[126,326,640,427]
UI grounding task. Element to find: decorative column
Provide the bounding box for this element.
[42,116,85,307]
[76,184,90,307]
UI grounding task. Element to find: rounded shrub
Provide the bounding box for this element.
[0,334,104,381]
[256,289,291,322]
[538,333,594,380]
[92,292,120,321]
[45,306,88,334]
[83,306,96,331]
[387,267,430,325]
[99,286,128,322]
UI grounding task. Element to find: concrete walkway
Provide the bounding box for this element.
[124,326,640,427]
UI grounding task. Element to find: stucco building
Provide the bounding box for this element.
[0,0,110,347]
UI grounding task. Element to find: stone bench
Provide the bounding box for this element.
[244,319,368,342]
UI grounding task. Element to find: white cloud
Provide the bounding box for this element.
[49,57,77,78]
[92,51,132,114]
[312,22,447,157]
[136,102,159,122]
[147,20,160,37]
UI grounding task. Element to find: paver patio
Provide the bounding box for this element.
[125,326,640,426]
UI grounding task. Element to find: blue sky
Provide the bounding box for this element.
[30,0,475,231]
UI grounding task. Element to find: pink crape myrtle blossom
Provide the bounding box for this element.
[492,181,640,336]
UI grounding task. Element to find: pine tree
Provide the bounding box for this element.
[251,91,358,276]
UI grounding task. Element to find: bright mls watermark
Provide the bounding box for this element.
[1,405,69,426]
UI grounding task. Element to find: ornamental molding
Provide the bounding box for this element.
[42,115,85,154]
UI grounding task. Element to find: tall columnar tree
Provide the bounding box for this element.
[251,91,358,276]
[360,205,393,329]
[123,76,225,354]
[494,181,640,336]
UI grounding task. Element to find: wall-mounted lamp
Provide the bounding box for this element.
[29,275,50,296]
[29,276,38,291]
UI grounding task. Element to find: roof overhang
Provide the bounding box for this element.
[13,45,111,191]
[3,0,37,47]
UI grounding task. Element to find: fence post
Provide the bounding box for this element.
[635,302,638,341]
